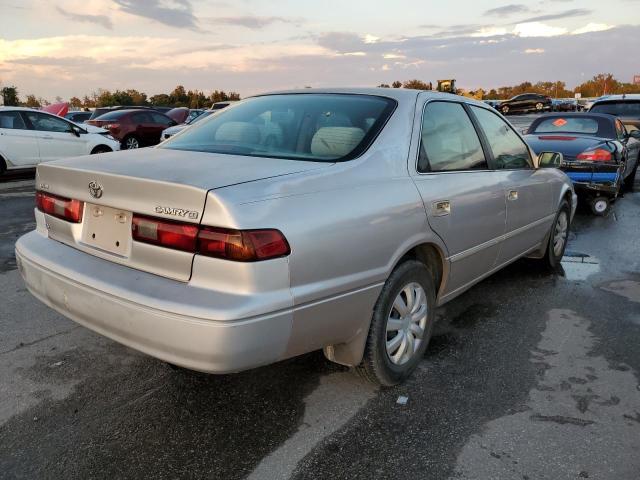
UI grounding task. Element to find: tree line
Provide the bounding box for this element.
[0,84,240,109]
[380,73,640,99]
[2,73,639,108]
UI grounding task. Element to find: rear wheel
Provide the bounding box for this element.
[590,196,610,216]
[355,260,436,386]
[122,135,140,150]
[541,200,570,268]
[535,102,544,111]
[0,156,6,175]
[91,145,112,154]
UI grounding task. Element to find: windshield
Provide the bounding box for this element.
[160,94,396,162]
[591,101,640,117]
[187,110,212,125]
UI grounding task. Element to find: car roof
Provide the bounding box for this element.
[253,87,485,106]
[592,94,640,103]
[0,106,46,112]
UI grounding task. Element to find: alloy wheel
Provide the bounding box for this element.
[125,137,139,149]
[536,102,543,110]
[385,282,428,365]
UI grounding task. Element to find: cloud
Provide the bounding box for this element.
[572,23,614,35]
[205,16,300,29]
[484,4,530,17]
[513,22,567,37]
[56,6,113,30]
[112,0,199,30]
[518,8,591,23]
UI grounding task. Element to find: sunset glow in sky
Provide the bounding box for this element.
[1,0,639,99]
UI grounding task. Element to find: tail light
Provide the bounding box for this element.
[198,227,290,262]
[132,215,198,252]
[577,148,612,162]
[35,191,83,223]
[131,214,290,262]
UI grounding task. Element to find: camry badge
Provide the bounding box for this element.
[88,181,103,199]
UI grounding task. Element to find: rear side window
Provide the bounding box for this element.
[150,112,173,126]
[132,112,153,123]
[470,106,532,169]
[532,117,599,135]
[25,112,72,133]
[162,94,396,162]
[418,101,487,172]
[0,111,26,130]
[591,101,640,116]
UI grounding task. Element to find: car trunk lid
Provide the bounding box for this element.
[36,148,329,281]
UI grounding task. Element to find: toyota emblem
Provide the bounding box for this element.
[88,181,103,199]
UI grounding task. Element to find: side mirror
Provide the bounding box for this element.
[70,125,82,137]
[538,151,563,168]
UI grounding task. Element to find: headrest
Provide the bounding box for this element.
[310,127,365,158]
[215,121,261,144]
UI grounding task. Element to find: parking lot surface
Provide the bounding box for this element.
[1,114,639,479]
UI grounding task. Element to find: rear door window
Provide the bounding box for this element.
[418,101,487,172]
[470,106,533,169]
[150,112,173,126]
[25,112,72,133]
[0,111,27,130]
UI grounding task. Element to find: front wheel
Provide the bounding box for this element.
[501,105,509,115]
[355,260,436,386]
[536,102,544,111]
[540,200,570,268]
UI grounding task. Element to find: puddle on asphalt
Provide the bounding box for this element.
[560,252,601,281]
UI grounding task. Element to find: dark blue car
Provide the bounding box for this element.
[525,113,640,215]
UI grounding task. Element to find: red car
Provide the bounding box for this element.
[86,109,177,149]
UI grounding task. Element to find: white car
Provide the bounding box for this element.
[0,107,120,174]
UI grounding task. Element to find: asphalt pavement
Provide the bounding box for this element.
[1,114,639,479]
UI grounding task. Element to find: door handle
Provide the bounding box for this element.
[508,190,519,201]
[432,200,451,216]
[41,135,53,140]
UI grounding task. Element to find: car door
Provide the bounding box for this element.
[0,110,40,167]
[130,111,155,145]
[410,99,507,297]
[23,111,86,162]
[468,105,554,264]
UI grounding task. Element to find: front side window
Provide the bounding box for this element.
[418,101,487,172]
[161,94,396,162]
[25,112,72,133]
[0,111,26,130]
[131,112,152,123]
[470,106,532,169]
[151,112,173,126]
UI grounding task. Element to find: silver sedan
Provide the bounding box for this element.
[16,88,576,385]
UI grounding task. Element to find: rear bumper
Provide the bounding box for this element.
[15,231,293,373]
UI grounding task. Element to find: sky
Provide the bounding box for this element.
[1,0,639,100]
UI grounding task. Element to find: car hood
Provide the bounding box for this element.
[80,123,109,134]
[524,134,610,159]
[162,124,188,136]
[45,147,333,191]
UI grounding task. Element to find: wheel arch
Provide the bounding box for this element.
[90,144,113,154]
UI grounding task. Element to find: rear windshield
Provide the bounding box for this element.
[532,117,599,134]
[591,101,640,116]
[93,110,128,121]
[160,94,396,162]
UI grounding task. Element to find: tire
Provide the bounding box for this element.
[624,162,638,191]
[540,200,570,268]
[501,105,509,115]
[122,135,140,150]
[355,260,436,386]
[590,196,610,216]
[0,156,6,175]
[91,145,112,154]
[535,102,544,111]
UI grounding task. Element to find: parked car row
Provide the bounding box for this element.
[0,107,120,173]
[524,94,640,214]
